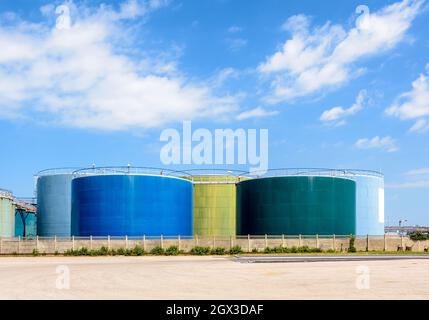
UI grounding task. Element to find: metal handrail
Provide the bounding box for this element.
[36,167,84,176]
[245,168,383,178]
[178,169,249,183]
[0,188,13,199]
[72,166,193,179]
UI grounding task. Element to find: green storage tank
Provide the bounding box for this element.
[237,176,356,235]
[192,174,244,237]
[0,189,15,237]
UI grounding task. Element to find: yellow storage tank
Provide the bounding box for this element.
[188,170,247,237]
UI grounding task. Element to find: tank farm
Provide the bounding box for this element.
[1,167,385,238]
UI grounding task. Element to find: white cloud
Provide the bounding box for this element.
[210,68,240,88]
[387,167,429,188]
[227,38,248,51]
[355,136,399,152]
[386,64,429,132]
[281,14,310,34]
[258,0,423,102]
[228,26,242,33]
[320,90,367,124]
[409,118,429,132]
[0,1,237,131]
[236,107,278,120]
[405,168,429,175]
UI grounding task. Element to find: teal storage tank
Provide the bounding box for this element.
[15,211,37,237]
[15,198,37,238]
[237,176,356,235]
[0,189,15,237]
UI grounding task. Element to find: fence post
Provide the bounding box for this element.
[248,234,251,253]
[332,234,336,251]
[54,235,57,253]
[90,235,93,250]
[72,236,75,251]
[230,235,233,250]
[384,233,386,251]
[178,235,181,251]
[161,234,164,249]
[18,236,21,255]
[108,235,111,250]
[316,234,319,249]
[0,237,2,254]
[195,234,199,246]
[299,234,302,247]
[400,234,404,250]
[264,234,268,249]
[36,235,39,251]
[282,234,285,248]
[125,235,128,249]
[366,234,369,252]
[143,235,146,251]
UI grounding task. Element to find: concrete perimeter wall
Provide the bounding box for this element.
[0,235,427,255]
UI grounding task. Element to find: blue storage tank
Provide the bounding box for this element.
[36,169,78,236]
[71,170,193,236]
[348,172,384,235]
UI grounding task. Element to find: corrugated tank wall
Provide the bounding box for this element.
[0,192,15,237]
[353,175,385,235]
[15,211,37,237]
[193,175,238,236]
[237,176,356,235]
[37,174,74,236]
[71,174,193,236]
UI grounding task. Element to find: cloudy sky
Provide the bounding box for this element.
[0,0,428,225]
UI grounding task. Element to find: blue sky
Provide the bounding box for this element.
[0,0,428,226]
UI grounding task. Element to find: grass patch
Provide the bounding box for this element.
[150,246,165,255]
[190,246,211,255]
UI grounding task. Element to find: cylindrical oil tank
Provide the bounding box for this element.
[0,189,15,237]
[192,174,242,237]
[237,176,356,235]
[36,169,78,236]
[15,211,37,237]
[71,174,193,236]
[349,172,384,235]
[15,198,37,237]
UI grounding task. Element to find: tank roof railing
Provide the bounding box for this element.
[72,166,193,179]
[36,166,383,180]
[14,200,37,213]
[15,197,37,205]
[0,188,13,199]
[178,169,249,184]
[179,169,249,176]
[36,167,84,177]
[245,168,384,179]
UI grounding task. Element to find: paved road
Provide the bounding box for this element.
[1,256,429,299]
[235,254,429,263]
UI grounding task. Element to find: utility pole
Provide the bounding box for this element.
[399,219,408,236]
